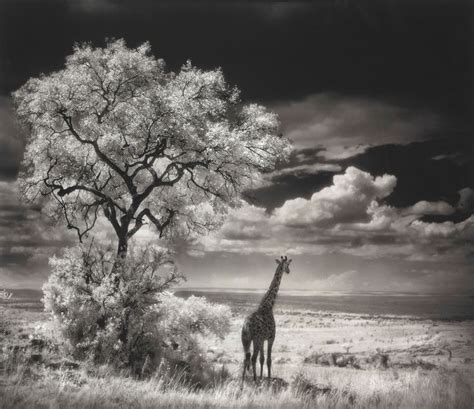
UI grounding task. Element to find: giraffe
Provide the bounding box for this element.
[241,255,292,382]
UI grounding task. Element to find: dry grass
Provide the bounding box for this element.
[1,296,473,409]
[0,364,471,409]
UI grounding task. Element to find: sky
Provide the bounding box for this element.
[0,0,473,293]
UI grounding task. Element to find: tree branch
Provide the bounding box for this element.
[58,111,137,195]
[138,208,176,238]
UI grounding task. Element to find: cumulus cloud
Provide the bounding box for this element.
[402,200,455,216]
[272,167,396,227]
[409,215,474,239]
[198,203,277,255]
[2,161,472,290]
[346,202,399,232]
[219,204,271,241]
[192,166,473,274]
[272,93,441,159]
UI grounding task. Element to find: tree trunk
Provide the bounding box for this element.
[117,233,128,260]
[119,307,131,345]
[117,237,128,259]
[112,233,128,286]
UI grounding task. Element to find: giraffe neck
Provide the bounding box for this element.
[258,265,283,312]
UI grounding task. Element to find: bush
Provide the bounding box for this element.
[154,292,232,386]
[42,244,231,378]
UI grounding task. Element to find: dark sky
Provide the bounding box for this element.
[1,2,473,109]
[0,0,473,291]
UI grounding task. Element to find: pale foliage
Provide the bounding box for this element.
[156,292,231,352]
[14,39,292,242]
[42,245,231,374]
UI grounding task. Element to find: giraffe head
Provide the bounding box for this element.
[275,255,292,274]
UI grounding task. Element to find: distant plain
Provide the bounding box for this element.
[1,288,473,408]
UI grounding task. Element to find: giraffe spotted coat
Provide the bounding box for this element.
[241,256,291,382]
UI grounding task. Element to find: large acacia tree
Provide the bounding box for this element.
[14,40,291,258]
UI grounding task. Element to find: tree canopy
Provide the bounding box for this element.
[14,39,291,255]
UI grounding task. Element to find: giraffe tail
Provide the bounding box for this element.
[241,321,251,372]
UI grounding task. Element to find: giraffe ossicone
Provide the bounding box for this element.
[241,255,292,382]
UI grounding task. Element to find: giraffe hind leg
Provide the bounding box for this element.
[242,339,251,381]
[241,321,252,380]
[259,343,265,379]
[251,341,259,382]
[267,338,274,379]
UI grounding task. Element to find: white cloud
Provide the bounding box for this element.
[346,202,398,232]
[403,200,455,216]
[191,166,473,272]
[198,203,275,255]
[431,153,461,161]
[409,215,474,239]
[272,166,396,227]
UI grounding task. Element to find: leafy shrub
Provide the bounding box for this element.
[42,244,231,378]
[154,292,231,386]
[157,292,231,351]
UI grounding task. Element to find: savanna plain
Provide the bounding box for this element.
[1,289,473,409]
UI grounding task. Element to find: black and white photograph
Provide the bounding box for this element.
[0,1,473,408]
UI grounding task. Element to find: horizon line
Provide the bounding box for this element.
[2,286,473,297]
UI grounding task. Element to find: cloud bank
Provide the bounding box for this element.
[273,166,396,226]
[0,181,75,287]
[272,93,442,159]
[194,167,473,279]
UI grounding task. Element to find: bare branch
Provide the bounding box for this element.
[137,208,176,238]
[59,111,137,195]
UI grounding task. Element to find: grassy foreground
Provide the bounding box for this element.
[1,293,473,409]
[1,363,471,409]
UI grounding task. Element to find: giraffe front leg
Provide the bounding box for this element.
[251,341,259,382]
[242,338,251,383]
[267,338,274,379]
[242,355,248,383]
